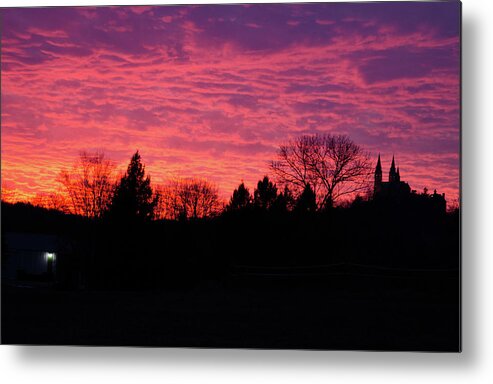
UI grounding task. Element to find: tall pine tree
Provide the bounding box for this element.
[295,184,317,213]
[108,151,158,222]
[226,182,252,211]
[253,176,278,210]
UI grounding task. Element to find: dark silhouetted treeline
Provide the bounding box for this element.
[2,145,459,290]
[1,193,459,290]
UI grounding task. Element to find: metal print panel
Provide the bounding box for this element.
[0,1,461,351]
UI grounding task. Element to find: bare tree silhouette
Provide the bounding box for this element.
[160,178,221,220]
[270,134,372,209]
[32,191,69,212]
[58,151,115,218]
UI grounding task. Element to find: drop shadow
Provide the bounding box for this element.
[460,7,479,366]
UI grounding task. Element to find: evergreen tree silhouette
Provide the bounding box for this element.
[272,185,295,212]
[253,176,278,210]
[108,151,158,222]
[295,184,317,213]
[227,182,252,211]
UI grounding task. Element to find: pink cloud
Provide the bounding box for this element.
[1,3,460,205]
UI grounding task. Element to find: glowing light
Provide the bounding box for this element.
[45,252,55,261]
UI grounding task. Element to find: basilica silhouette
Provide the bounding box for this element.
[373,154,446,213]
[373,154,411,198]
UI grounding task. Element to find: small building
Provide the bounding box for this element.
[2,232,59,284]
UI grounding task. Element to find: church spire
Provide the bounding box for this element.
[374,154,382,195]
[389,155,397,182]
[375,153,382,173]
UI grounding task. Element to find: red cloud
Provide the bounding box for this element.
[1,4,460,205]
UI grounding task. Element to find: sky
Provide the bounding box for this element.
[0,2,460,205]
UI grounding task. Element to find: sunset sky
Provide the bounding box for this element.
[1,2,460,204]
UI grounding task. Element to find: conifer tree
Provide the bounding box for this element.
[253,176,278,210]
[227,182,252,211]
[109,151,158,221]
[295,184,317,213]
[272,185,295,212]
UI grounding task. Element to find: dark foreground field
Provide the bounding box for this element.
[1,271,460,351]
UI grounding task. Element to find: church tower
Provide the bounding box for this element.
[373,154,411,200]
[389,155,398,183]
[374,153,382,194]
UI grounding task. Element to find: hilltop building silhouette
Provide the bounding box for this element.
[374,154,411,198]
[373,154,446,212]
